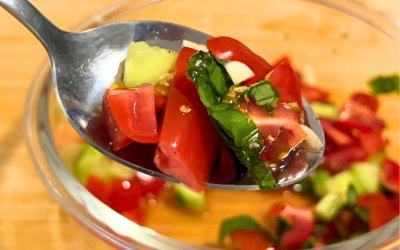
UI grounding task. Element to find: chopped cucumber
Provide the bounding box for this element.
[74,144,134,185]
[326,170,364,198]
[315,192,345,221]
[123,41,178,88]
[310,102,339,120]
[310,170,330,196]
[351,162,381,193]
[173,183,206,211]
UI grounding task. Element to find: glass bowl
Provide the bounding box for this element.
[25,0,399,249]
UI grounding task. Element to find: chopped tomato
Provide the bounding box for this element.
[337,101,385,132]
[380,159,400,193]
[300,84,329,104]
[332,210,367,237]
[230,229,273,250]
[247,101,307,162]
[268,61,303,112]
[107,177,144,213]
[121,207,146,225]
[319,118,354,146]
[135,172,165,196]
[350,92,378,112]
[86,174,111,204]
[359,131,387,156]
[154,47,221,193]
[102,90,132,151]
[322,145,368,174]
[271,55,291,69]
[389,194,400,214]
[356,193,397,231]
[206,36,273,86]
[268,203,315,246]
[107,85,159,144]
[209,142,236,184]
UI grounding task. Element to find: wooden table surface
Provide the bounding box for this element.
[0,0,398,249]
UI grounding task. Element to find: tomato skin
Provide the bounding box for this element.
[135,172,165,196]
[206,36,273,86]
[230,229,273,250]
[107,85,159,144]
[102,90,132,151]
[107,177,144,213]
[319,118,354,146]
[389,194,400,214]
[356,193,398,231]
[154,47,221,193]
[350,92,378,112]
[300,84,329,104]
[337,101,385,133]
[271,55,291,69]
[121,207,146,225]
[209,142,236,184]
[359,131,387,156]
[322,144,368,174]
[268,61,303,111]
[86,174,111,204]
[380,159,400,194]
[268,203,315,247]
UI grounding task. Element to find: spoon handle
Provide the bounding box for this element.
[0,0,62,53]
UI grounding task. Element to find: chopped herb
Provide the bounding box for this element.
[346,184,369,224]
[245,80,280,116]
[187,51,277,189]
[301,236,318,249]
[277,217,292,238]
[368,74,399,96]
[218,216,266,243]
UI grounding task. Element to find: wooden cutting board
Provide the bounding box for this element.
[0,0,398,249]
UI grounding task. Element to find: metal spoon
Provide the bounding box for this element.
[1,0,325,190]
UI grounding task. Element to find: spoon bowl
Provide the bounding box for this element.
[1,0,324,189]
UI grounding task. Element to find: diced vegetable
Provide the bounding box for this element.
[230,229,273,250]
[323,145,369,174]
[380,159,400,193]
[121,207,146,225]
[223,60,255,85]
[86,174,111,204]
[300,83,329,104]
[245,80,280,116]
[368,74,399,96]
[356,193,398,231]
[154,47,221,193]
[315,192,345,221]
[107,85,159,144]
[173,184,206,212]
[102,89,132,151]
[358,131,387,156]
[351,162,381,193]
[268,61,303,114]
[269,203,315,246]
[206,36,273,86]
[209,143,236,184]
[58,143,83,171]
[326,170,364,197]
[350,92,378,112]
[186,50,277,189]
[123,41,178,88]
[219,216,266,243]
[310,170,330,196]
[107,177,144,213]
[74,144,134,185]
[310,102,339,120]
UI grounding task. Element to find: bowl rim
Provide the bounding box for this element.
[24,0,400,249]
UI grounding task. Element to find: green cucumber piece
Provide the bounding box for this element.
[351,162,381,193]
[74,145,134,185]
[310,170,330,196]
[123,41,178,88]
[310,102,339,120]
[326,170,364,198]
[173,184,206,211]
[315,192,345,221]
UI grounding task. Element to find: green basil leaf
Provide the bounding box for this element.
[187,51,277,189]
[277,217,292,238]
[369,74,399,96]
[301,236,318,249]
[345,185,369,224]
[218,216,265,243]
[246,80,280,116]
